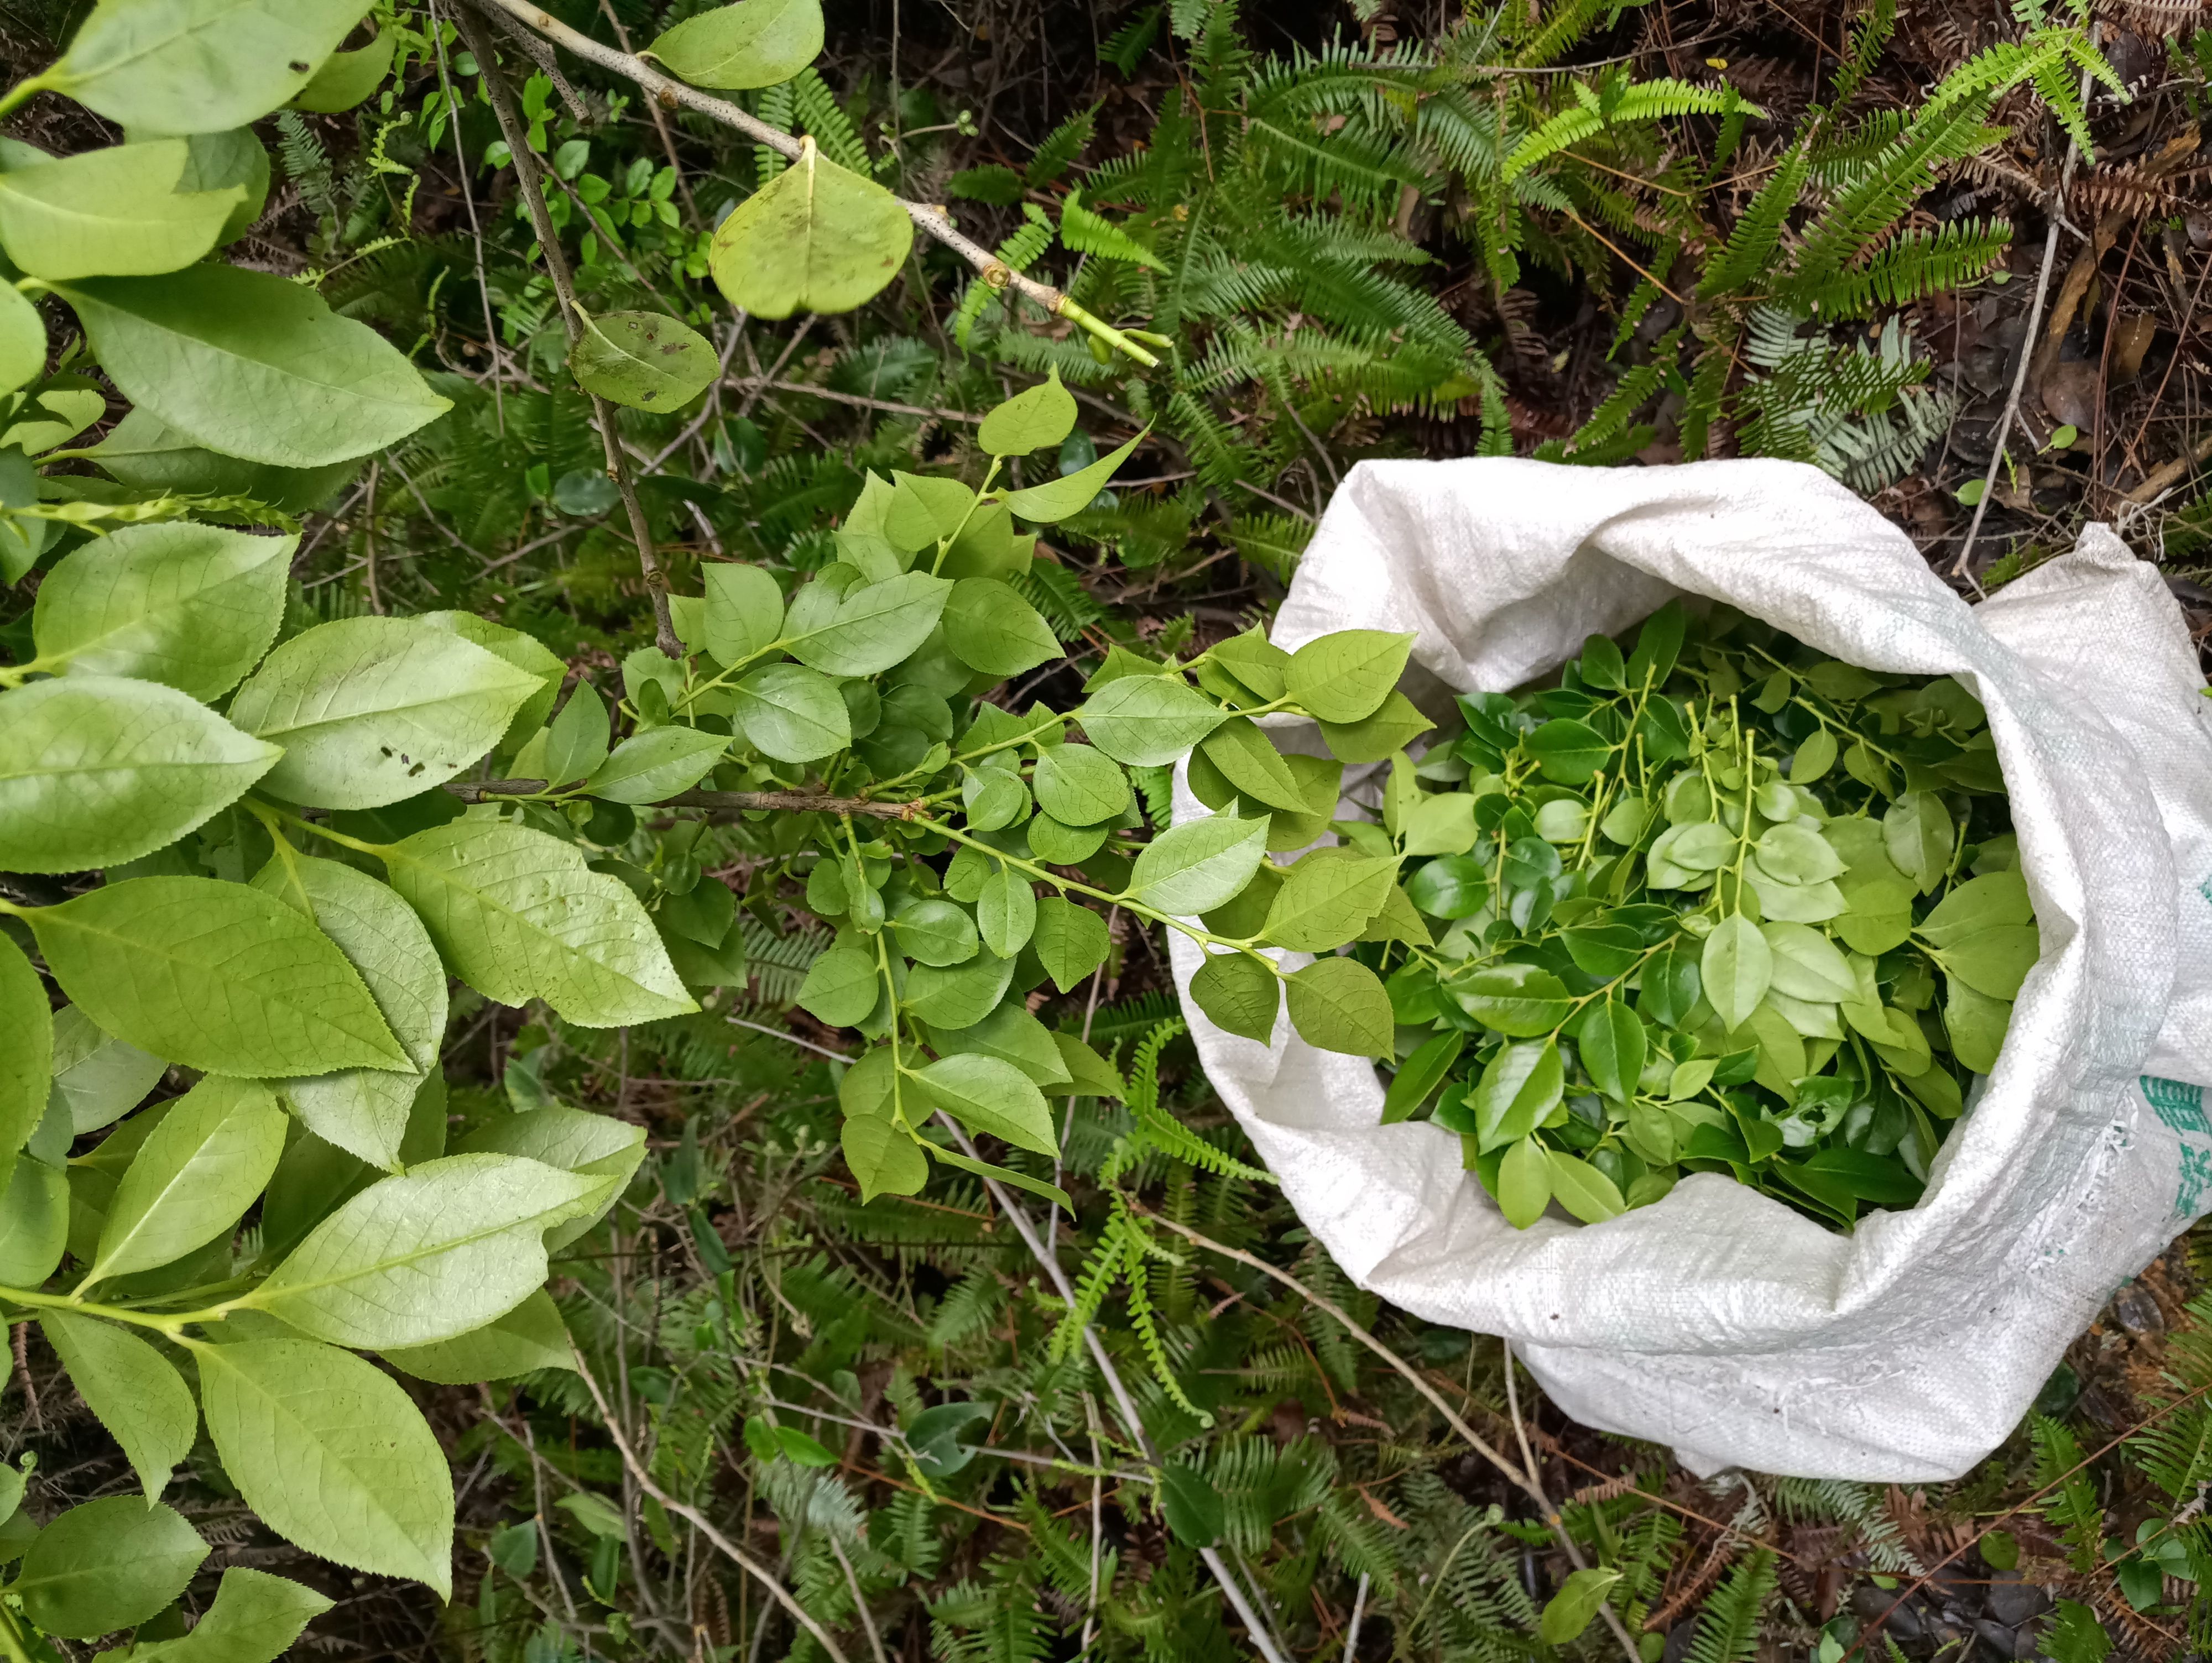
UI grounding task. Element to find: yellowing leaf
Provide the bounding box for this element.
[709,137,912,317]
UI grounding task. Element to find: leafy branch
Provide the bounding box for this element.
[461,0,1162,368]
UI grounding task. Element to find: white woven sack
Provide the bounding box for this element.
[1167,457,2212,1481]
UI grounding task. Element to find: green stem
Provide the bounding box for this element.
[1054,294,1162,370]
[915,812,1283,974]
[0,73,53,125]
[256,802,392,858]
[0,1599,37,1663]
[929,457,1001,577]
[0,1283,223,1338]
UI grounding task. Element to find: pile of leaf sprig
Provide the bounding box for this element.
[1192,602,2041,1231]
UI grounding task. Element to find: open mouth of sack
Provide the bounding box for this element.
[1194,596,2039,1234]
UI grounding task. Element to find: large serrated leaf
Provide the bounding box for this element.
[381,820,696,1027]
[248,1153,602,1348]
[195,1337,452,1597]
[24,877,409,1077]
[229,616,543,810]
[0,676,278,872]
[32,521,291,698]
[54,264,450,467]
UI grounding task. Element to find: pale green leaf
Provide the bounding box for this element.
[648,0,823,88]
[39,1310,197,1500]
[842,1113,928,1201]
[978,369,1077,456]
[1540,1567,1624,1643]
[942,576,1060,677]
[1760,921,1858,1002]
[0,281,41,396]
[13,1497,207,1638]
[799,946,880,1026]
[0,935,51,1164]
[977,867,1037,957]
[1936,924,2040,1000]
[382,819,696,1027]
[1032,742,1130,825]
[128,1567,333,1663]
[1497,1134,1553,1228]
[196,1337,452,1597]
[25,877,409,1076]
[537,681,609,788]
[44,0,373,133]
[1916,869,2033,948]
[380,1288,575,1385]
[0,676,278,872]
[89,1075,285,1284]
[1031,896,1108,993]
[913,1053,1056,1154]
[289,28,392,112]
[45,1003,163,1134]
[1700,914,1772,1032]
[570,308,719,411]
[585,725,727,802]
[55,264,451,467]
[702,564,784,666]
[785,571,951,676]
[249,1152,601,1348]
[1284,956,1393,1055]
[1190,950,1280,1043]
[31,521,291,698]
[1285,630,1415,724]
[1263,853,1397,951]
[80,405,352,511]
[1882,790,1952,895]
[0,140,237,279]
[254,854,444,1173]
[415,611,566,751]
[1546,1153,1626,1225]
[229,616,542,809]
[1129,811,1269,914]
[453,1104,648,1249]
[729,662,852,761]
[708,139,913,317]
[1474,1039,1564,1151]
[0,1157,67,1284]
[1002,431,1142,522]
[1077,673,1227,766]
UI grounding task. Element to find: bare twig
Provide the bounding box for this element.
[429,0,507,433]
[455,8,684,660]
[723,375,986,425]
[481,0,590,119]
[569,1346,855,1663]
[827,1536,890,1663]
[1951,69,2093,585]
[458,0,1159,368]
[443,779,928,818]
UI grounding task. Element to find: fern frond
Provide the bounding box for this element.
[1686,1549,1777,1663]
[1027,104,1098,187]
[1789,217,2012,316]
[2032,1415,2105,1572]
[1060,190,1167,270]
[1829,0,1898,107]
[789,69,870,176]
[1698,145,1809,299]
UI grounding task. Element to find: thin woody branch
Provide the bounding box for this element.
[458,0,1160,369]
[444,779,928,818]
